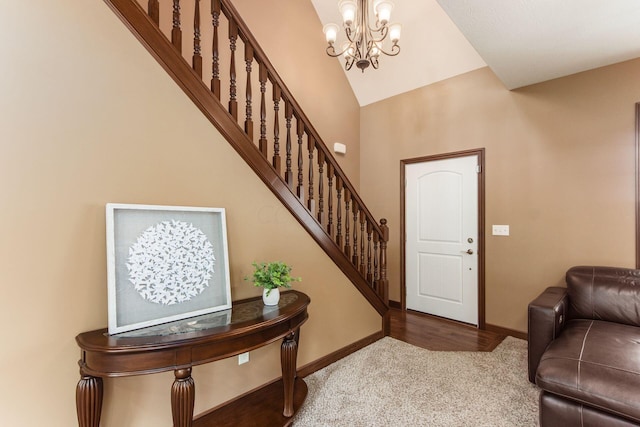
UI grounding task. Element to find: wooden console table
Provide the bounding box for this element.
[75,290,310,427]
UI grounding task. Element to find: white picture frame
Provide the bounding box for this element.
[106,203,232,334]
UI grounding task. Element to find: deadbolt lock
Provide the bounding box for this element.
[467,238,474,243]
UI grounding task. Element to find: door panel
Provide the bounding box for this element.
[418,253,462,302]
[418,171,462,243]
[405,155,478,325]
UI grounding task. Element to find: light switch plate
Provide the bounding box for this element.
[492,225,509,236]
[238,352,249,365]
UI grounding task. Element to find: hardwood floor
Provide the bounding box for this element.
[389,308,507,352]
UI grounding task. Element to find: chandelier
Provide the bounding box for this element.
[323,0,401,72]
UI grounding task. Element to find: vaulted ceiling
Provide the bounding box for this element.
[310,0,640,106]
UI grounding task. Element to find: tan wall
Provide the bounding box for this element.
[232,0,361,189]
[0,1,378,425]
[360,62,640,333]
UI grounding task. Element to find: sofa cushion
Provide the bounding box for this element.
[540,392,640,427]
[536,319,640,423]
[567,266,640,327]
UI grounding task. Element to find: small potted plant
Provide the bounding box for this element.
[246,261,301,306]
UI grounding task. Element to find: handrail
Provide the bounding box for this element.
[103,0,389,314]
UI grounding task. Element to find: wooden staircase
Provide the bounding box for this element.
[103,0,389,318]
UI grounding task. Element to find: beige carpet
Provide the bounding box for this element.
[293,337,539,426]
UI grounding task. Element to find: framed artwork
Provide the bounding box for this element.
[106,203,232,334]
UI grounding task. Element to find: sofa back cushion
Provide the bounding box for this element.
[567,266,640,326]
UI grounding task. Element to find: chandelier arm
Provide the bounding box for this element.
[367,18,385,33]
[344,26,357,43]
[377,43,400,57]
[326,44,349,58]
[345,56,355,70]
[363,28,400,58]
[364,39,376,59]
[355,38,366,59]
[368,26,388,43]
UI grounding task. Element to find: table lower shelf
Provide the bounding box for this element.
[193,377,308,427]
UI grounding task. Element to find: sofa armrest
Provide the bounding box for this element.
[527,287,568,383]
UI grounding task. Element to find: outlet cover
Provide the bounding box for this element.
[492,225,510,236]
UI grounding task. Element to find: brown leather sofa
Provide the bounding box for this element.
[528,266,640,427]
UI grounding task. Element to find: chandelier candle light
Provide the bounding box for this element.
[323,0,401,72]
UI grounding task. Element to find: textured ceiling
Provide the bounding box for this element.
[310,0,640,106]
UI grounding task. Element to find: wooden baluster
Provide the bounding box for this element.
[327,163,334,236]
[359,210,366,274]
[352,202,359,265]
[296,117,305,202]
[172,0,182,52]
[285,101,293,187]
[258,62,267,157]
[336,176,343,248]
[317,150,325,224]
[244,43,253,140]
[344,188,351,258]
[379,218,389,303]
[373,232,380,291]
[307,135,315,213]
[272,85,281,172]
[148,0,159,25]
[211,0,221,99]
[192,0,202,77]
[228,20,238,120]
[366,221,373,284]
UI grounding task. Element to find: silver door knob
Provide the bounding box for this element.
[465,249,473,255]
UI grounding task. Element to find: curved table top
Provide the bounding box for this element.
[76,290,310,377]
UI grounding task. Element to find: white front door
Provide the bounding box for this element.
[405,155,479,325]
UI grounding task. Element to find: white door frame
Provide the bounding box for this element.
[400,148,486,329]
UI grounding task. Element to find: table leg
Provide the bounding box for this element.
[171,368,195,427]
[281,330,299,417]
[76,374,103,427]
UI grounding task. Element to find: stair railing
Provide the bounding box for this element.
[103,0,389,314]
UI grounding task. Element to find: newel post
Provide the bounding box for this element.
[379,218,389,304]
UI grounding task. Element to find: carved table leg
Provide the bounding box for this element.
[171,368,195,427]
[281,330,299,417]
[76,374,103,427]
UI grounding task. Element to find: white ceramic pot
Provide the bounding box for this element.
[262,288,280,306]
